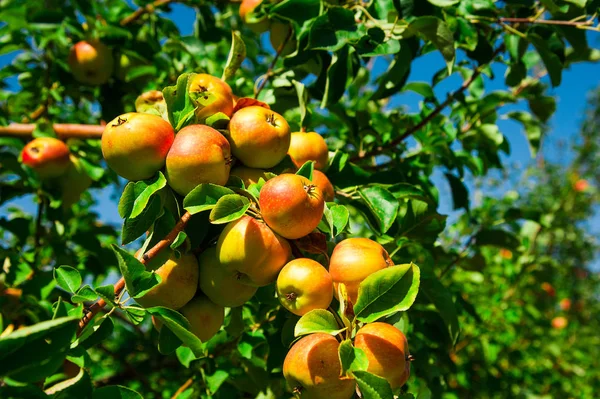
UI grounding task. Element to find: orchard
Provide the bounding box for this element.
[0,1,599,398]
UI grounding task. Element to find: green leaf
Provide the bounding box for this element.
[147,307,206,357]
[95,285,116,307]
[372,44,412,100]
[406,16,455,73]
[445,173,469,210]
[420,265,460,344]
[163,72,199,131]
[209,194,251,224]
[183,184,235,215]
[330,204,350,237]
[125,65,157,82]
[475,229,520,249]
[158,323,183,355]
[358,186,400,234]
[121,194,163,245]
[71,285,98,303]
[270,0,322,26]
[222,31,246,82]
[129,173,167,220]
[123,306,146,325]
[477,124,503,146]
[53,265,81,293]
[79,316,114,350]
[93,385,143,399]
[110,244,161,298]
[354,370,394,399]
[176,346,201,368]
[507,111,544,156]
[338,340,369,377]
[294,309,346,337]
[528,34,562,87]
[398,199,447,244]
[44,368,93,398]
[427,0,459,5]
[321,45,353,107]
[354,263,421,323]
[403,81,435,100]
[205,370,229,394]
[308,7,365,52]
[293,79,311,127]
[296,161,315,181]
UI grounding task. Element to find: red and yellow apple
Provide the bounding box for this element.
[276,258,333,316]
[283,333,355,399]
[58,155,92,208]
[541,282,556,297]
[135,90,168,120]
[312,170,335,202]
[165,124,232,196]
[259,174,324,239]
[21,137,71,179]
[551,316,568,329]
[574,179,589,192]
[216,215,291,286]
[270,22,297,57]
[68,40,114,85]
[227,106,291,168]
[329,238,394,304]
[179,296,224,342]
[188,73,234,123]
[288,131,329,170]
[230,166,271,187]
[239,0,270,33]
[101,112,175,181]
[559,298,571,311]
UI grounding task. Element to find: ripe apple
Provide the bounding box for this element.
[541,282,556,297]
[101,112,175,181]
[216,215,291,286]
[559,298,571,311]
[259,174,325,239]
[239,0,270,33]
[270,22,297,57]
[312,170,334,202]
[574,179,589,192]
[188,73,234,123]
[179,296,224,342]
[230,166,271,187]
[198,247,257,307]
[21,137,71,179]
[135,90,168,120]
[58,155,92,208]
[329,238,394,304]
[276,258,333,316]
[136,252,199,310]
[68,40,114,85]
[165,124,231,196]
[551,316,568,329]
[288,131,329,170]
[354,322,410,389]
[499,248,512,259]
[283,333,355,399]
[227,106,291,168]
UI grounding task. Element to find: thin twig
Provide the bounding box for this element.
[171,376,195,399]
[351,45,505,162]
[499,16,595,27]
[254,27,294,98]
[439,230,480,278]
[77,211,192,335]
[0,123,104,139]
[120,0,175,26]
[34,194,45,250]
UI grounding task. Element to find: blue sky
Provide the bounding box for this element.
[2,5,598,255]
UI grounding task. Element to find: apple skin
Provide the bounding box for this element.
[227,106,291,169]
[551,316,568,329]
[283,333,355,399]
[68,40,114,85]
[101,112,175,181]
[21,137,71,179]
[216,215,291,287]
[239,0,270,33]
[259,174,324,240]
[574,179,589,192]
[188,74,234,124]
[165,124,231,196]
[58,155,92,208]
[559,298,571,311]
[329,238,394,304]
[270,22,297,57]
[312,170,334,202]
[136,252,199,310]
[230,166,271,187]
[288,132,329,170]
[179,296,224,342]
[198,247,257,307]
[135,90,168,120]
[354,322,410,389]
[276,258,333,316]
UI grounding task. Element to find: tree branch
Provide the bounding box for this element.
[254,27,293,98]
[351,45,505,162]
[120,0,175,26]
[171,377,195,399]
[77,211,192,335]
[0,123,104,139]
[498,16,595,27]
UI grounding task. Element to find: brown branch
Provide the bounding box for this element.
[77,211,192,335]
[120,0,175,26]
[171,377,194,399]
[499,17,595,27]
[254,27,294,98]
[0,123,104,139]
[351,45,505,162]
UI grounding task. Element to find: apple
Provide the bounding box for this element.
[165,124,232,196]
[559,298,571,311]
[541,282,556,297]
[227,106,291,168]
[354,322,410,389]
[101,112,174,181]
[551,316,568,329]
[136,252,199,310]
[283,333,355,399]
[230,166,271,187]
[198,247,257,307]
[312,170,335,202]
[135,90,168,120]
[276,258,333,316]
[574,179,589,192]
[58,155,92,208]
[216,215,291,286]
[179,296,224,342]
[21,137,71,179]
[288,131,329,170]
[239,0,270,33]
[188,73,234,123]
[329,238,394,304]
[269,22,297,57]
[68,40,114,85]
[259,174,325,239]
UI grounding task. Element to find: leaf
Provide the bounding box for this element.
[419,265,460,344]
[403,81,435,100]
[293,80,311,127]
[183,184,235,215]
[93,385,144,399]
[296,161,314,181]
[79,317,114,350]
[95,285,116,307]
[110,244,161,298]
[162,72,199,131]
[209,194,250,224]
[445,173,469,210]
[372,43,412,100]
[147,307,206,357]
[294,309,346,337]
[354,263,421,323]
[53,266,81,293]
[358,186,400,234]
[71,285,98,303]
[427,0,459,5]
[528,34,562,87]
[158,323,183,355]
[128,173,167,220]
[406,16,455,73]
[475,229,520,249]
[270,0,322,26]
[321,45,352,107]
[222,31,246,82]
[354,370,394,399]
[338,340,369,377]
[44,368,93,397]
[123,306,146,325]
[507,111,544,156]
[176,346,201,368]
[121,194,163,245]
[330,204,350,237]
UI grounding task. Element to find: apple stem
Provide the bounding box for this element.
[285,292,297,301]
